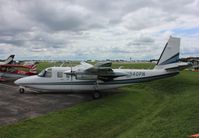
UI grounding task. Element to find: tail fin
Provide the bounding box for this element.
[157,36,180,66]
[4,55,15,64]
[154,36,192,70]
[154,36,180,69]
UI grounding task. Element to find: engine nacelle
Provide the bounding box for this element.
[75,74,98,80]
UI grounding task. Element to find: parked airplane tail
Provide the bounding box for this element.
[157,36,180,66]
[154,36,191,70]
[4,55,15,64]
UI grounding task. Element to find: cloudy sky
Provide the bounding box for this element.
[0,0,199,60]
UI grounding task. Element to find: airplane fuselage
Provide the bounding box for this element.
[15,67,179,92]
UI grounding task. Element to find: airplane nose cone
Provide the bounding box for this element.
[14,79,21,85]
[15,75,37,86]
[15,78,24,85]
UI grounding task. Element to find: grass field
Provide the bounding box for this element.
[36,61,155,72]
[0,63,198,138]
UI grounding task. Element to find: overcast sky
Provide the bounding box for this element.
[0,0,199,60]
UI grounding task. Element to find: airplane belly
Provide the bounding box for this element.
[25,84,72,92]
[71,81,129,91]
[71,85,94,91]
[71,84,127,91]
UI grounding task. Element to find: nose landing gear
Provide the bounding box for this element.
[19,87,25,94]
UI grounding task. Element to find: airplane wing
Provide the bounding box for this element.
[93,61,112,68]
[71,61,93,72]
[0,64,33,68]
[84,67,127,81]
[65,61,127,81]
[80,61,93,68]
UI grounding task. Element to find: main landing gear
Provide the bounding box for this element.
[92,91,102,99]
[92,80,102,99]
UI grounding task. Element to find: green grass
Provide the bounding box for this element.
[37,61,155,72]
[37,61,80,72]
[0,63,199,138]
[37,61,72,72]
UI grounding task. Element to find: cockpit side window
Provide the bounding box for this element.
[45,71,52,77]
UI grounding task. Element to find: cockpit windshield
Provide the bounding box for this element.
[38,68,52,78]
[38,70,45,77]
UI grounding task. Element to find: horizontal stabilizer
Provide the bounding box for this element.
[165,62,192,71]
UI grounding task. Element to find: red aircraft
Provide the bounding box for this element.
[0,55,38,81]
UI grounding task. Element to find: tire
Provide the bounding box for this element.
[19,88,25,94]
[92,91,101,99]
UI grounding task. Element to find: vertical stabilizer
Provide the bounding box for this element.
[0,55,15,65]
[157,36,180,66]
[5,55,15,64]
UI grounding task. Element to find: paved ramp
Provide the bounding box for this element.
[0,83,91,125]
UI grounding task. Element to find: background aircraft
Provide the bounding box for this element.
[15,36,191,99]
[0,56,38,81]
[0,55,15,65]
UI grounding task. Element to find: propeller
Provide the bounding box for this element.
[70,61,73,81]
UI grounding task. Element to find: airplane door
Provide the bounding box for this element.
[65,74,72,91]
[56,71,71,91]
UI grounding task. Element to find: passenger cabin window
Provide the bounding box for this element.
[57,72,63,78]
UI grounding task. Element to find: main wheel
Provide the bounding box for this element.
[92,91,101,99]
[19,88,25,94]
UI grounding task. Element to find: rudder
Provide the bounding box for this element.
[157,36,180,66]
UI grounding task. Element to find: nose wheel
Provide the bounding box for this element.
[19,87,25,94]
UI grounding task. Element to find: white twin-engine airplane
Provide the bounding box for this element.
[15,36,191,99]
